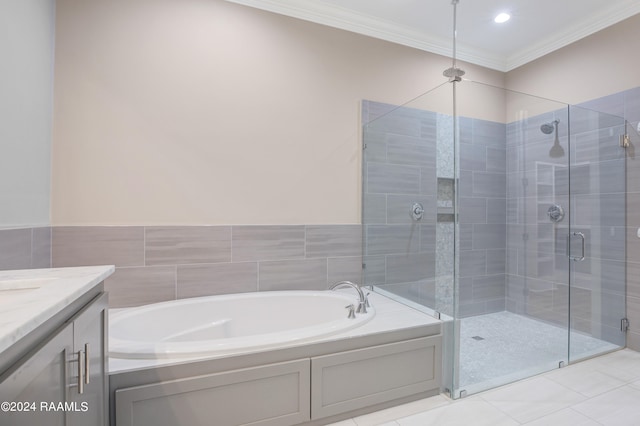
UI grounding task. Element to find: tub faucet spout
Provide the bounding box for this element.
[329,281,368,314]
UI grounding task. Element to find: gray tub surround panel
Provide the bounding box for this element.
[311,337,440,420]
[113,337,441,426]
[52,225,362,308]
[109,293,442,426]
[115,360,311,426]
[0,227,51,270]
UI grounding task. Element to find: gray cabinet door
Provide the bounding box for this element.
[69,293,109,426]
[311,336,441,419]
[115,359,311,426]
[0,322,74,426]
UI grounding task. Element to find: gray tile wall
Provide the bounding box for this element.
[0,227,51,270]
[506,98,629,349]
[362,101,507,317]
[579,89,640,349]
[362,100,439,308]
[51,225,362,308]
[457,117,507,317]
[505,110,569,325]
[620,87,640,351]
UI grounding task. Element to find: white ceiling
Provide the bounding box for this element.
[224,0,640,72]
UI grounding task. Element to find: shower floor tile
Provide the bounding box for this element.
[459,311,619,393]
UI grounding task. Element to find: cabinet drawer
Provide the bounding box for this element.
[311,336,441,420]
[115,359,310,426]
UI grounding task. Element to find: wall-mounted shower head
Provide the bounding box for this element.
[541,120,564,158]
[540,120,559,135]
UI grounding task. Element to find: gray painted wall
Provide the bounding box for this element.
[0,0,54,227]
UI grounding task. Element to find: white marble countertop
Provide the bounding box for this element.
[0,265,115,355]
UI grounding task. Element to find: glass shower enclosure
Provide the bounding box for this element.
[361,79,627,398]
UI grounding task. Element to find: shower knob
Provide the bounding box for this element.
[547,204,565,223]
[411,203,425,221]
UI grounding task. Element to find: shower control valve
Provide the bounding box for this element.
[411,203,425,221]
[547,204,565,223]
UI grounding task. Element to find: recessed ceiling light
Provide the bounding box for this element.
[494,12,511,24]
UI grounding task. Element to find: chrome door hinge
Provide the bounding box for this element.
[621,318,630,332]
[620,134,630,148]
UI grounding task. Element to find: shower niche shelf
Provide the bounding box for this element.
[437,178,455,222]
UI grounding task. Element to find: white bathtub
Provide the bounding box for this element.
[109,291,375,359]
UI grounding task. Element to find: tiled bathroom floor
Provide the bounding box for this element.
[329,348,640,425]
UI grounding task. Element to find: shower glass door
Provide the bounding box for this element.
[452,81,627,398]
[361,80,627,400]
[568,106,626,362]
[453,81,574,397]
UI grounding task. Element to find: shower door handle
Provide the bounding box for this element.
[567,232,585,261]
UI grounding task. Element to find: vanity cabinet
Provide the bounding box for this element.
[69,292,109,426]
[0,322,73,426]
[0,292,108,426]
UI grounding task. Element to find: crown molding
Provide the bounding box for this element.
[224,0,508,71]
[225,0,640,73]
[505,1,640,71]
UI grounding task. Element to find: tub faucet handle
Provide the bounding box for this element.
[345,304,356,319]
[364,291,371,308]
[356,300,367,314]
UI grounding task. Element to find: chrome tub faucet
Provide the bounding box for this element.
[329,281,369,314]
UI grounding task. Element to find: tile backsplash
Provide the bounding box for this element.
[0,225,361,308]
[0,227,51,270]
